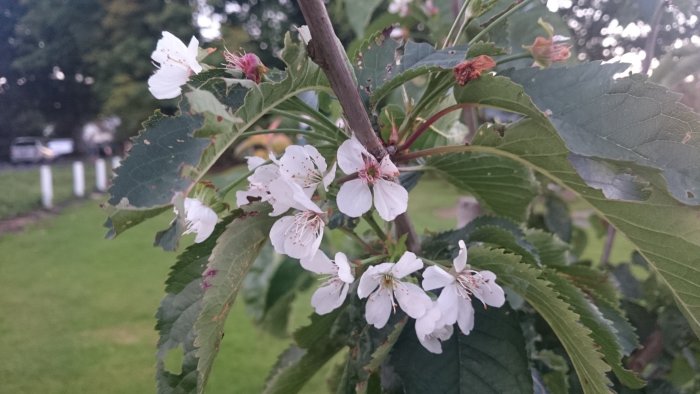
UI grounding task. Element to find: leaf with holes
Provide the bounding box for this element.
[155,214,236,394]
[193,203,276,393]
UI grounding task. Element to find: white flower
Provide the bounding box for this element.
[388,0,412,16]
[357,252,432,329]
[422,240,505,335]
[336,135,408,221]
[300,250,354,314]
[180,197,218,243]
[269,188,325,259]
[148,31,202,100]
[415,302,454,354]
[278,145,336,196]
[235,162,279,208]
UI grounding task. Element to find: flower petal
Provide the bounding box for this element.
[151,31,188,65]
[395,282,432,319]
[246,156,266,171]
[365,288,393,328]
[436,284,460,325]
[300,249,335,275]
[334,252,354,283]
[373,179,408,221]
[182,198,218,243]
[337,179,372,218]
[322,162,337,191]
[378,155,400,178]
[422,265,454,290]
[186,36,202,73]
[337,135,370,174]
[453,240,468,272]
[474,271,506,307]
[392,252,423,279]
[148,64,189,99]
[269,216,294,255]
[311,281,348,315]
[457,299,475,335]
[283,215,323,259]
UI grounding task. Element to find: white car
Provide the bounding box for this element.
[10,137,55,163]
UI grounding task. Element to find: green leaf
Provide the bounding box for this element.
[542,271,644,388]
[103,206,169,239]
[264,310,347,394]
[467,41,508,58]
[194,203,276,393]
[345,0,383,37]
[390,304,533,394]
[108,112,210,208]
[243,245,313,337]
[155,214,236,394]
[524,228,569,266]
[543,194,573,243]
[428,152,538,221]
[422,216,540,265]
[468,247,613,393]
[353,32,467,106]
[506,63,700,206]
[450,65,700,338]
[568,154,653,202]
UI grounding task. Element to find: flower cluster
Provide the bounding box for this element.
[145,30,507,353]
[232,139,504,353]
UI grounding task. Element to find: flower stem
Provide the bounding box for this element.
[339,227,374,252]
[240,128,337,143]
[399,103,472,151]
[468,0,534,47]
[443,0,473,49]
[359,254,388,265]
[496,52,532,65]
[364,213,387,241]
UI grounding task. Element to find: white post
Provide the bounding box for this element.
[72,161,85,197]
[111,156,121,171]
[95,158,107,192]
[40,165,53,209]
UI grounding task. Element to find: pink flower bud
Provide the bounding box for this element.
[224,51,269,84]
[453,55,496,86]
[523,36,572,68]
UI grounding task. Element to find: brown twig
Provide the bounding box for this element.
[297,0,387,160]
[627,328,664,373]
[298,0,421,252]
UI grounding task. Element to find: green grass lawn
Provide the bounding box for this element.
[0,161,99,220]
[0,173,633,393]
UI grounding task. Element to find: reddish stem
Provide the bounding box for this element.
[398,103,473,151]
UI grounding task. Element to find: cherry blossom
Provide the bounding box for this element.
[336,135,408,221]
[388,0,411,17]
[268,183,326,259]
[148,31,202,99]
[415,302,454,354]
[179,197,218,243]
[300,250,354,314]
[357,252,432,329]
[235,160,280,209]
[422,240,505,335]
[278,145,336,197]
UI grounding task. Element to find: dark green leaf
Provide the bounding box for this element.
[264,310,347,394]
[506,63,700,206]
[108,112,210,208]
[543,194,573,243]
[390,305,532,394]
[524,229,569,266]
[422,216,540,265]
[345,0,383,37]
[428,152,538,221]
[103,206,169,239]
[543,271,644,388]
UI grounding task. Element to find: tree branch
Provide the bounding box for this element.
[299,0,421,252]
[297,0,387,159]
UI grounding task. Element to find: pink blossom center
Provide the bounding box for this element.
[455,270,489,300]
[286,211,323,245]
[358,156,381,185]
